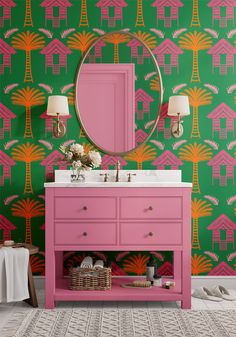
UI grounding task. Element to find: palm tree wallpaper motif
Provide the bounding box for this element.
[182,86,212,138]
[179,31,212,82]
[179,142,212,194]
[125,143,156,170]
[11,143,45,194]
[79,0,89,27]
[11,198,44,244]
[11,31,45,82]
[123,253,149,275]
[136,0,145,27]
[30,255,45,274]
[67,31,96,55]
[133,31,157,49]
[103,33,131,63]
[11,86,45,138]
[191,0,200,27]
[24,0,33,27]
[192,254,212,275]
[192,198,213,249]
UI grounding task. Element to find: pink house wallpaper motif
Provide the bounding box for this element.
[208,150,236,186]
[0,0,15,27]
[0,214,16,241]
[40,0,72,28]
[0,103,16,138]
[207,102,236,139]
[0,38,15,74]
[208,0,236,28]
[127,38,151,65]
[0,150,15,186]
[153,39,183,75]
[152,150,183,170]
[152,0,183,28]
[41,38,72,75]
[208,39,236,75]
[208,214,236,251]
[96,0,127,28]
[135,88,154,120]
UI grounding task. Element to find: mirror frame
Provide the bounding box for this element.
[75,30,163,156]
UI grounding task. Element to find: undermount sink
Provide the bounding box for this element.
[44,170,192,188]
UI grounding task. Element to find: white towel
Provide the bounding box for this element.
[80,256,93,268]
[0,247,29,302]
[94,260,104,269]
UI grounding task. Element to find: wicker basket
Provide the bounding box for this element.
[69,267,112,291]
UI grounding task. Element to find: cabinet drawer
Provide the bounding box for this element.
[55,222,117,245]
[120,197,182,219]
[120,222,182,245]
[55,197,116,219]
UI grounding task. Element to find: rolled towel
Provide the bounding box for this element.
[80,256,93,268]
[94,260,104,269]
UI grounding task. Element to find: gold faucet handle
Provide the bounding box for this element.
[100,173,109,182]
[127,173,136,182]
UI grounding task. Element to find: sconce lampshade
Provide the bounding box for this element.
[47,95,69,116]
[167,96,190,117]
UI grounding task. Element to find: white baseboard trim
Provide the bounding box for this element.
[34,276,236,290]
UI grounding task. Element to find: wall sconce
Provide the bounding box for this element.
[46,95,69,138]
[167,95,190,138]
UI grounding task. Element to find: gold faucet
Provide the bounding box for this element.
[115,160,120,182]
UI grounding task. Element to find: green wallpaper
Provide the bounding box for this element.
[1,0,236,276]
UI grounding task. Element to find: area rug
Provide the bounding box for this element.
[1,309,236,337]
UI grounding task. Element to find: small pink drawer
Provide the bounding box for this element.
[55,222,117,245]
[120,197,182,219]
[120,222,182,245]
[55,197,116,219]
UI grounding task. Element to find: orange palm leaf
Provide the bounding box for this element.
[133,31,157,49]
[11,86,45,107]
[11,142,45,163]
[192,254,212,275]
[192,198,212,219]
[12,31,45,51]
[67,31,96,53]
[123,253,149,275]
[11,198,44,219]
[124,143,156,169]
[179,142,212,163]
[179,31,212,51]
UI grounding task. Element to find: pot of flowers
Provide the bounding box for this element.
[60,143,101,182]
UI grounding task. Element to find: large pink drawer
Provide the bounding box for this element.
[55,222,117,245]
[120,197,182,219]
[55,197,116,219]
[120,222,182,245]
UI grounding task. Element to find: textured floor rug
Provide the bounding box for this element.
[1,309,236,337]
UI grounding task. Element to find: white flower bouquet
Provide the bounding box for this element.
[60,143,101,181]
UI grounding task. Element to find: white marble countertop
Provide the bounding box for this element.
[44,182,192,188]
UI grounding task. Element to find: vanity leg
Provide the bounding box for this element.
[181,250,191,309]
[45,251,55,309]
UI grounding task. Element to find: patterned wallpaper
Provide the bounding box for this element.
[1,0,236,276]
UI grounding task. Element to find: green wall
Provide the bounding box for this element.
[1,0,236,276]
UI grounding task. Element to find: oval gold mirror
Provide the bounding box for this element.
[75,30,163,156]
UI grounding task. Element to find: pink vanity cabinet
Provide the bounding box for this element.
[44,185,192,309]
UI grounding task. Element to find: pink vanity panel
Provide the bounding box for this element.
[120,197,182,219]
[45,187,192,310]
[55,196,116,219]
[77,64,135,152]
[55,222,117,245]
[120,222,182,245]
